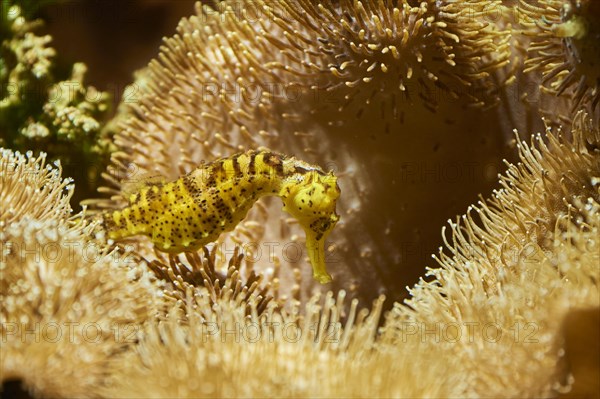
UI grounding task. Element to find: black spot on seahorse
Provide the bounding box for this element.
[206,161,225,187]
[182,174,199,194]
[248,151,256,175]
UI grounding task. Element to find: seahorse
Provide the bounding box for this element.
[102,149,340,284]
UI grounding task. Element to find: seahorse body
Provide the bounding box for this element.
[102,150,340,284]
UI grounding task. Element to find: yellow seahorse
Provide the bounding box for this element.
[102,149,340,284]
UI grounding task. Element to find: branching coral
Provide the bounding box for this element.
[0,3,111,142]
[0,2,112,206]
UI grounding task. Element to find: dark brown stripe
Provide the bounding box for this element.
[294,165,310,175]
[248,152,256,175]
[232,155,241,174]
[263,152,284,175]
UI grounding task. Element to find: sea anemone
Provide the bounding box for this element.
[521,0,600,116]
[4,1,600,397]
[0,147,165,397]
[91,0,517,304]
[74,113,600,397]
[99,293,411,398]
[0,148,73,228]
[391,112,600,395]
[148,246,276,315]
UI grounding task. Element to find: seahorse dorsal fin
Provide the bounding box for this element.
[121,173,166,202]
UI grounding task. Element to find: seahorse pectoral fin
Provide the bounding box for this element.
[305,232,332,284]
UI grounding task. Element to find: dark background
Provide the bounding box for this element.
[42,0,199,107]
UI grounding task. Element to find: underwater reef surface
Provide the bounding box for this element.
[1,1,599,398]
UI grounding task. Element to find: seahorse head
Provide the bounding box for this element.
[281,169,340,284]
